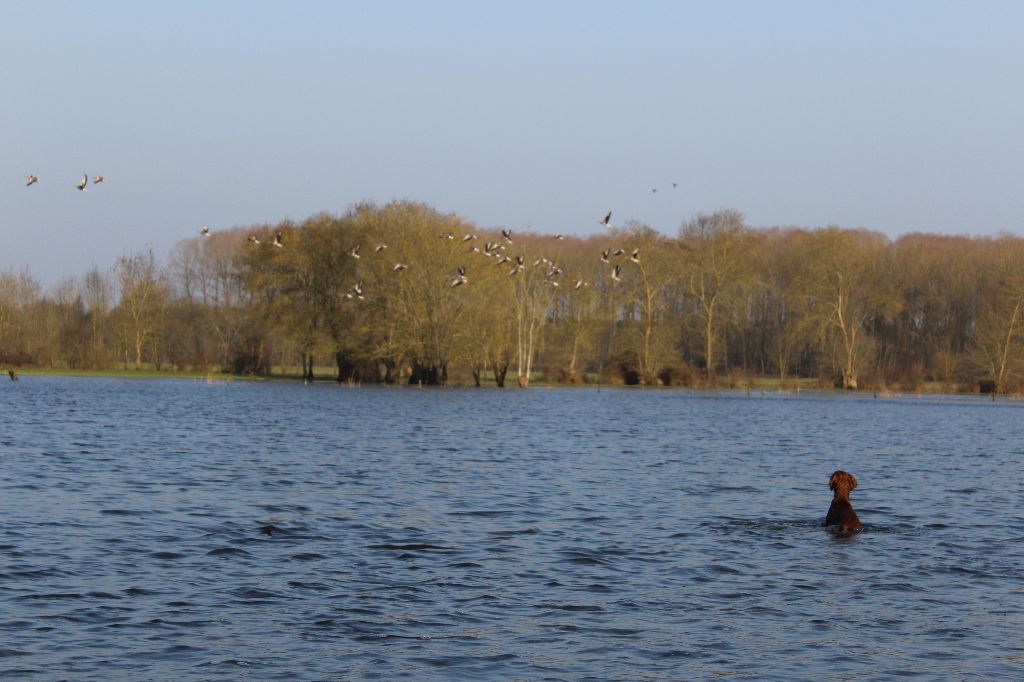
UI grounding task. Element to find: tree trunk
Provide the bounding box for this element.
[409,361,448,386]
[382,358,402,384]
[336,352,359,384]
[704,309,715,379]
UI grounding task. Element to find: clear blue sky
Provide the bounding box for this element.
[3,1,1023,284]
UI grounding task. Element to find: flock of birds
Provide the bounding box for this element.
[208,211,640,303]
[24,173,105,190]
[271,213,642,302]
[25,171,672,302]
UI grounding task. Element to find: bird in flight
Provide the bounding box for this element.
[554,234,565,240]
[273,232,284,247]
[574,279,587,290]
[501,229,513,243]
[353,282,365,300]
[630,248,639,263]
[92,175,105,184]
[672,182,678,189]
[393,262,408,271]
[462,234,477,242]
[599,211,612,228]
[348,244,361,259]
[201,226,211,237]
[75,175,88,191]
[600,250,611,264]
[25,175,38,187]
[375,243,387,252]
[611,264,621,282]
[248,235,261,245]
[450,266,468,287]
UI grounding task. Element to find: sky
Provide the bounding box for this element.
[3,1,1023,285]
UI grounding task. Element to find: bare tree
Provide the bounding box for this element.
[802,228,895,389]
[115,250,167,369]
[680,209,755,379]
[968,238,1024,391]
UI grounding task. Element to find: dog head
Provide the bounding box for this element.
[829,470,858,498]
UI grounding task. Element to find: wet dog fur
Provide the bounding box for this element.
[825,470,861,533]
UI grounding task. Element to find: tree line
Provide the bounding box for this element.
[3,200,1023,392]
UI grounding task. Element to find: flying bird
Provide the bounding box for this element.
[348,244,361,259]
[248,235,261,245]
[393,262,408,271]
[201,226,211,237]
[574,279,587,290]
[611,264,621,282]
[651,188,658,194]
[462,234,477,242]
[353,282,364,300]
[672,182,678,189]
[75,175,88,191]
[599,211,612,228]
[273,232,284,247]
[375,243,387,252]
[450,266,468,287]
[554,234,565,240]
[92,175,105,184]
[630,248,639,263]
[25,175,38,187]
[600,250,611,264]
[501,229,513,243]
[439,232,454,240]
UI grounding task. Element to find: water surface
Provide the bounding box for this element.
[2,378,1022,679]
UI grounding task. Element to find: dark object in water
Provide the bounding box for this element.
[825,470,861,533]
[260,524,277,536]
[7,370,16,382]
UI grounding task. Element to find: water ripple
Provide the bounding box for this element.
[1,378,1023,679]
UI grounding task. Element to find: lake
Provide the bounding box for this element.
[1,377,1022,680]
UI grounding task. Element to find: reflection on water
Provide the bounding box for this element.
[2,378,1022,679]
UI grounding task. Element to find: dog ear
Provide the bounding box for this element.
[829,471,839,490]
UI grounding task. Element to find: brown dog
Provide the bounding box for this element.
[825,470,861,532]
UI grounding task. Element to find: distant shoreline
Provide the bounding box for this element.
[5,367,1022,401]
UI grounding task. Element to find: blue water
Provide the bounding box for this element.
[2,378,1022,680]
